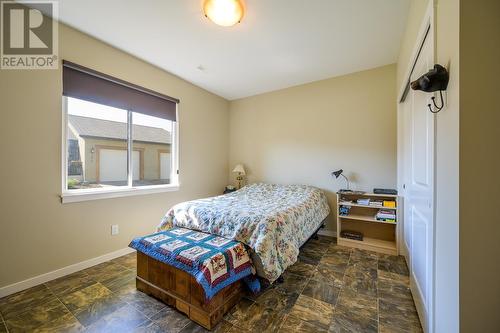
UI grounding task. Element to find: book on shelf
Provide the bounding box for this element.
[376,218,396,223]
[356,198,370,205]
[376,212,396,218]
[383,200,396,208]
[375,209,396,222]
[339,205,351,216]
[369,200,384,207]
[340,230,363,241]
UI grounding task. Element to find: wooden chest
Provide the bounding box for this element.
[136,251,243,330]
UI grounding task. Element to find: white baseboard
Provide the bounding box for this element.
[0,247,136,298]
[318,229,337,237]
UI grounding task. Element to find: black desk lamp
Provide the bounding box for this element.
[332,169,351,193]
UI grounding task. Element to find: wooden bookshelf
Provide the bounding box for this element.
[336,192,399,255]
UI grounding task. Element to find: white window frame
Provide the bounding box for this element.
[61,96,180,204]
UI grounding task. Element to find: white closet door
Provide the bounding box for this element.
[401,26,435,333]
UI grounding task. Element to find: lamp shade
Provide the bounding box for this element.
[232,164,246,175]
[203,0,244,27]
[332,169,343,178]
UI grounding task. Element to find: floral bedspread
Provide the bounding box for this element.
[157,183,331,282]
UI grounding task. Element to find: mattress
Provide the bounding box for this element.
[157,183,331,282]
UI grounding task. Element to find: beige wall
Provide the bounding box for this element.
[229,64,397,232]
[397,0,460,331]
[0,24,229,288]
[460,0,500,331]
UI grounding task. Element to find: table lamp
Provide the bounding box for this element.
[332,169,351,192]
[232,164,246,189]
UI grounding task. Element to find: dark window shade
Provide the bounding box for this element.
[63,60,178,121]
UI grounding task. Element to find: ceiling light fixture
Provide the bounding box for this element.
[203,0,244,27]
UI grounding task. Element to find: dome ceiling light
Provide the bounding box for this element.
[203,0,244,27]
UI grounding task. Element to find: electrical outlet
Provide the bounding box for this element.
[111,224,119,236]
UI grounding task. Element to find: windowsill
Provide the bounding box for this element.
[60,184,180,204]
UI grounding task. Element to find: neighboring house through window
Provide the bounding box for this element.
[61,61,179,202]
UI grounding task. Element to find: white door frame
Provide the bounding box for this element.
[397,1,437,332]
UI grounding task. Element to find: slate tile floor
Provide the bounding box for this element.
[0,236,422,332]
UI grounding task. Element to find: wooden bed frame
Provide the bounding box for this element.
[136,251,243,330]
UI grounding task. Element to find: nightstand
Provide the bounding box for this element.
[223,188,237,194]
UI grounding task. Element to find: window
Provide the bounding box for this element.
[61,61,179,203]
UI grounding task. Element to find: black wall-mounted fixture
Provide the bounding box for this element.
[410,64,449,113]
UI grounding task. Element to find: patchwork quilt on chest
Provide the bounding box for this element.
[129,227,260,299]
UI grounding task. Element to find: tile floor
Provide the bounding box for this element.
[0,236,422,332]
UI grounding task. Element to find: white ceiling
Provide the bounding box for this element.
[56,0,410,100]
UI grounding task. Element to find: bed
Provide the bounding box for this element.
[158,183,331,282]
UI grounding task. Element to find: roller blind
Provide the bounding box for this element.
[62,60,178,121]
